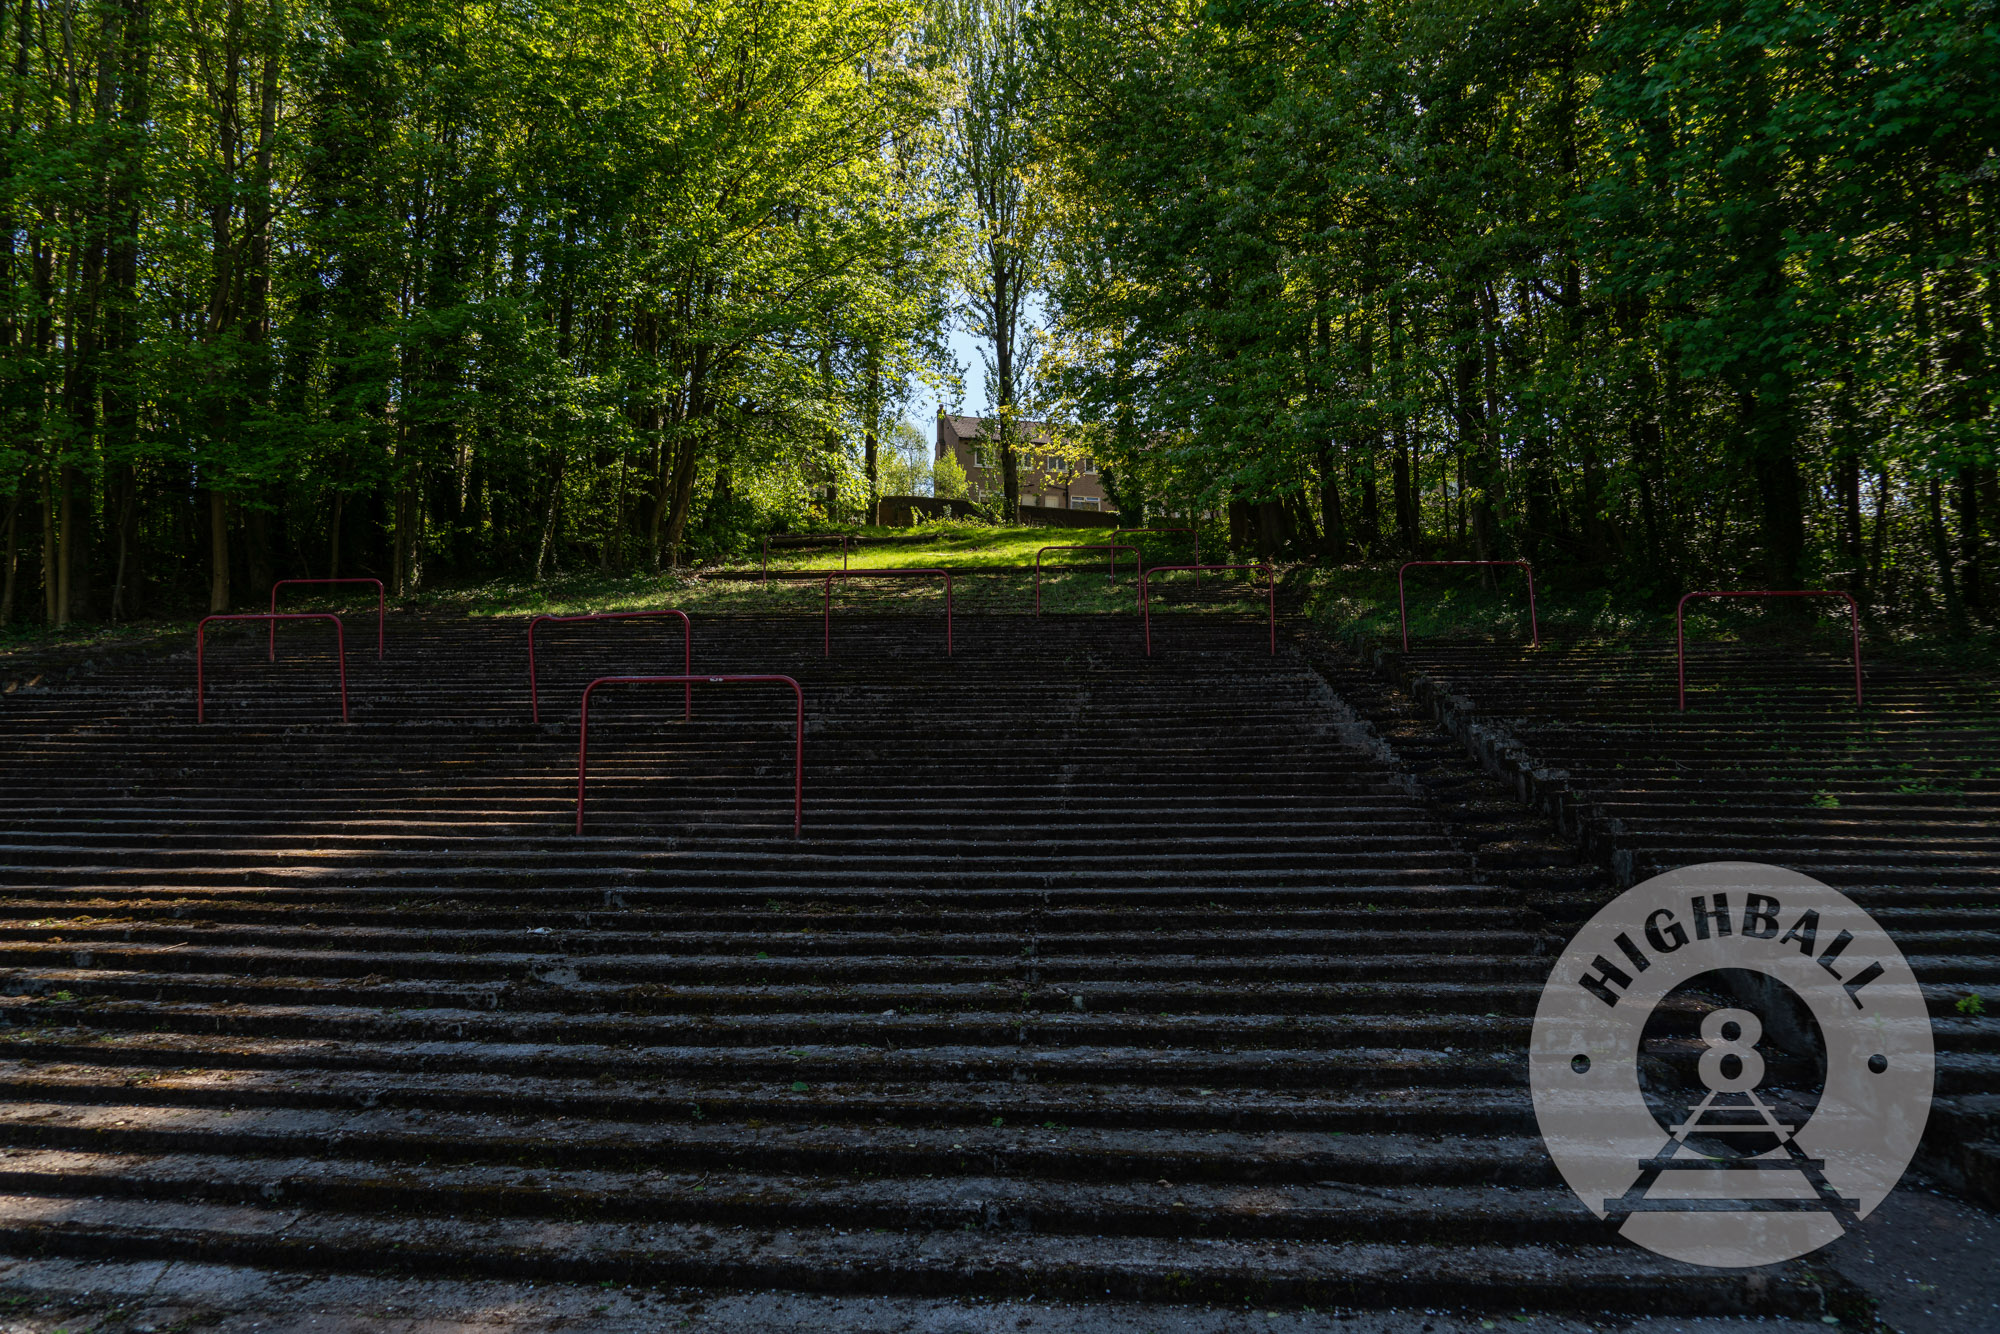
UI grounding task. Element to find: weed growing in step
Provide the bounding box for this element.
[1958,993,1987,1017]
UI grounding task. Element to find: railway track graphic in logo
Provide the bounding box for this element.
[1530,862,1934,1268]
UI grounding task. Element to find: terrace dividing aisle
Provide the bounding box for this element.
[0,611,1867,1327]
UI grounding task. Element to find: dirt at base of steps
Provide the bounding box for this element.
[0,1254,1875,1334]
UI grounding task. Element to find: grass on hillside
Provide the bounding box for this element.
[397,523,1232,620]
[744,521,1203,573]
[1305,565,1644,649]
[5,528,1992,673]
[0,527,1213,666]
[409,563,1259,621]
[1300,563,1999,670]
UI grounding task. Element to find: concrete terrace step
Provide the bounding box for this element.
[0,1191,1835,1312]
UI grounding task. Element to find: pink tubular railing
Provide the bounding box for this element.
[823,569,953,656]
[1140,564,1274,656]
[529,610,691,723]
[1035,544,1142,613]
[576,674,803,837]
[1397,560,1540,652]
[1677,590,1863,711]
[197,613,348,722]
[763,534,850,583]
[270,577,383,661]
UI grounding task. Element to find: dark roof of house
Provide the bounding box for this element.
[938,413,1053,447]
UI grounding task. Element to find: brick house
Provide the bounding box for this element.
[935,413,1114,513]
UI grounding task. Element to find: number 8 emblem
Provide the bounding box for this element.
[1530,863,1934,1268]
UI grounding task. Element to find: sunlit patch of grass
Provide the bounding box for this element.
[402,532,1227,620]
[753,523,1201,574]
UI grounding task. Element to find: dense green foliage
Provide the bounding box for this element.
[6,0,1995,633]
[1034,0,1998,624]
[2,0,953,623]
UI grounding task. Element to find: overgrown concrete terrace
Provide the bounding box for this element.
[0,592,1991,1329]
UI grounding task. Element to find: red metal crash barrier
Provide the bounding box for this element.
[197,613,348,723]
[823,570,953,656]
[270,577,384,661]
[1397,560,1540,652]
[1677,590,1862,711]
[529,610,691,723]
[763,533,850,583]
[1035,544,1142,613]
[1141,564,1274,656]
[576,674,803,837]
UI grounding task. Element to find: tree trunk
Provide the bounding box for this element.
[645,386,683,570]
[392,478,422,595]
[1391,446,1414,555]
[1473,283,1503,568]
[1255,500,1288,560]
[535,448,564,580]
[55,465,79,625]
[1750,438,1803,590]
[1868,466,1890,595]
[1358,460,1379,556]
[1454,448,1466,545]
[1228,499,1251,556]
[1317,443,1348,561]
[631,308,666,570]
[1928,475,1963,633]
[1356,312,1380,555]
[0,491,17,626]
[1387,295,1416,553]
[864,342,880,512]
[247,499,274,603]
[1829,325,1863,586]
[1956,468,1983,616]
[992,257,1021,521]
[1834,454,1862,571]
[661,431,703,567]
[660,345,712,567]
[1452,292,1483,557]
[317,489,338,578]
[108,464,136,620]
[1579,446,1606,564]
[1000,438,1018,521]
[208,491,230,612]
[98,2,148,623]
[1732,374,1803,590]
[39,464,54,623]
[1285,492,1319,553]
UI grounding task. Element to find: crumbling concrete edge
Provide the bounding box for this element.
[1351,637,1635,888]
[1293,653,1419,799]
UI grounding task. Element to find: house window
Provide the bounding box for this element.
[1072,496,1099,511]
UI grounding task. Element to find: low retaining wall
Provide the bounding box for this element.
[1017,504,1118,529]
[875,496,989,525]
